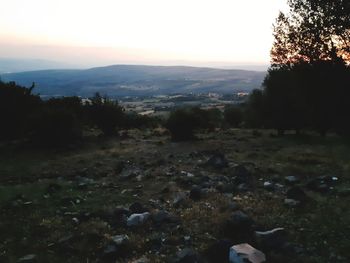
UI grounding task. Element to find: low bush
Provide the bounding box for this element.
[32,108,82,146]
[86,93,124,136]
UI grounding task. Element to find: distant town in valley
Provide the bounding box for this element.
[117,92,249,117]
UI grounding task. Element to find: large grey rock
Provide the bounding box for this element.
[229,243,266,263]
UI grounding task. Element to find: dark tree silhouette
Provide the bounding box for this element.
[259,0,350,135]
[244,89,265,129]
[0,81,41,140]
[165,107,218,141]
[224,106,243,128]
[271,0,350,67]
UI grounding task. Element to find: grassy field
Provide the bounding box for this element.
[1,129,349,262]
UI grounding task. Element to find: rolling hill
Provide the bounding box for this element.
[1,65,266,97]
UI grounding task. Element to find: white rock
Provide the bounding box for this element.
[255,227,285,237]
[127,212,150,226]
[112,234,129,245]
[229,243,266,263]
[284,198,300,207]
[18,254,37,262]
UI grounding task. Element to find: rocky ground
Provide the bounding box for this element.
[1,129,350,263]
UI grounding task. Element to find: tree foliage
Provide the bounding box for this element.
[271,0,350,67]
[256,0,350,135]
[224,106,243,128]
[0,81,41,140]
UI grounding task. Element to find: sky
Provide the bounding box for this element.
[0,0,288,68]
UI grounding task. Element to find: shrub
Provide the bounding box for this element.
[123,112,160,129]
[32,108,82,146]
[196,108,223,131]
[0,81,41,140]
[87,93,124,136]
[224,106,243,127]
[165,107,202,141]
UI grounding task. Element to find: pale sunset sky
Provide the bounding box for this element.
[0,0,288,67]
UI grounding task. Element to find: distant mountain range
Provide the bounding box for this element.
[1,64,266,97]
[0,58,79,74]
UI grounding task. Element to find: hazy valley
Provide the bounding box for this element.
[2,64,265,97]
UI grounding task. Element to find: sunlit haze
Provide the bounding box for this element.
[0,0,288,68]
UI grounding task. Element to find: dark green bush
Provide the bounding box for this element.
[224,106,243,127]
[32,108,82,146]
[87,93,124,136]
[0,81,42,140]
[123,112,160,129]
[165,107,210,141]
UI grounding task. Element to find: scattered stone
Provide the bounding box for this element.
[181,171,195,177]
[285,176,299,185]
[46,183,62,194]
[233,165,251,184]
[173,192,188,208]
[189,186,202,201]
[252,130,262,137]
[263,181,274,191]
[216,182,235,193]
[102,234,131,259]
[237,183,249,192]
[120,167,142,181]
[152,210,180,225]
[233,164,252,192]
[58,234,74,244]
[205,239,233,263]
[306,176,337,193]
[223,211,253,239]
[337,188,350,196]
[184,236,191,244]
[274,183,285,190]
[112,234,129,245]
[206,153,229,169]
[284,198,300,207]
[102,244,118,259]
[255,228,287,250]
[286,186,307,202]
[127,212,151,226]
[227,202,239,211]
[76,176,95,188]
[174,248,201,263]
[72,217,79,224]
[17,254,37,262]
[129,202,147,213]
[131,256,150,263]
[107,207,129,227]
[229,243,266,263]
